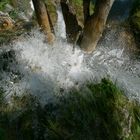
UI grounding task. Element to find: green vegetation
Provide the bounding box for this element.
[0,29,22,45]
[0,0,10,11]
[70,0,94,25]
[69,0,84,24]
[0,79,140,140]
[0,0,19,20]
[0,1,140,139]
[45,0,57,25]
[129,0,140,45]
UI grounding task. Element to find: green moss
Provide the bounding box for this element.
[0,0,10,11]
[0,79,140,140]
[45,0,57,25]
[45,79,140,140]
[70,0,94,25]
[8,10,19,21]
[69,0,84,24]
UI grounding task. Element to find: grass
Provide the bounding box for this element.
[0,0,19,20]
[0,79,140,140]
[0,0,10,11]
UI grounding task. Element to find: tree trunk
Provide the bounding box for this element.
[80,0,115,53]
[45,4,55,33]
[32,0,55,43]
[83,0,90,24]
[60,0,82,43]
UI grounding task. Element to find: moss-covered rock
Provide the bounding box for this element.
[0,79,140,140]
[45,79,140,140]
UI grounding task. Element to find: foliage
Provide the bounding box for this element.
[8,10,19,20]
[0,79,140,140]
[0,0,10,11]
[0,0,18,20]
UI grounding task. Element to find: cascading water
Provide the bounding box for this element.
[55,5,66,39]
[0,2,140,104]
[30,0,34,11]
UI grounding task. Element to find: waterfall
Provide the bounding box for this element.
[30,0,34,11]
[0,1,140,104]
[55,5,66,39]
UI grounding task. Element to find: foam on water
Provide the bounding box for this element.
[0,30,140,104]
[0,30,92,103]
[30,0,34,11]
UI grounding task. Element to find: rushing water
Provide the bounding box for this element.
[0,3,140,104]
[55,5,66,39]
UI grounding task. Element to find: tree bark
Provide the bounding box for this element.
[60,0,82,43]
[32,0,55,43]
[83,0,90,24]
[45,4,55,33]
[80,0,115,53]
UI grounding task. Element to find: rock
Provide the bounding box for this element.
[0,11,15,31]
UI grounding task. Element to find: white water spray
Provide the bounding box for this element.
[0,30,92,103]
[30,0,34,11]
[0,6,140,104]
[55,5,66,39]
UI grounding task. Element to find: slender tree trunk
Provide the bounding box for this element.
[80,0,115,53]
[32,0,55,43]
[60,0,82,43]
[83,0,90,24]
